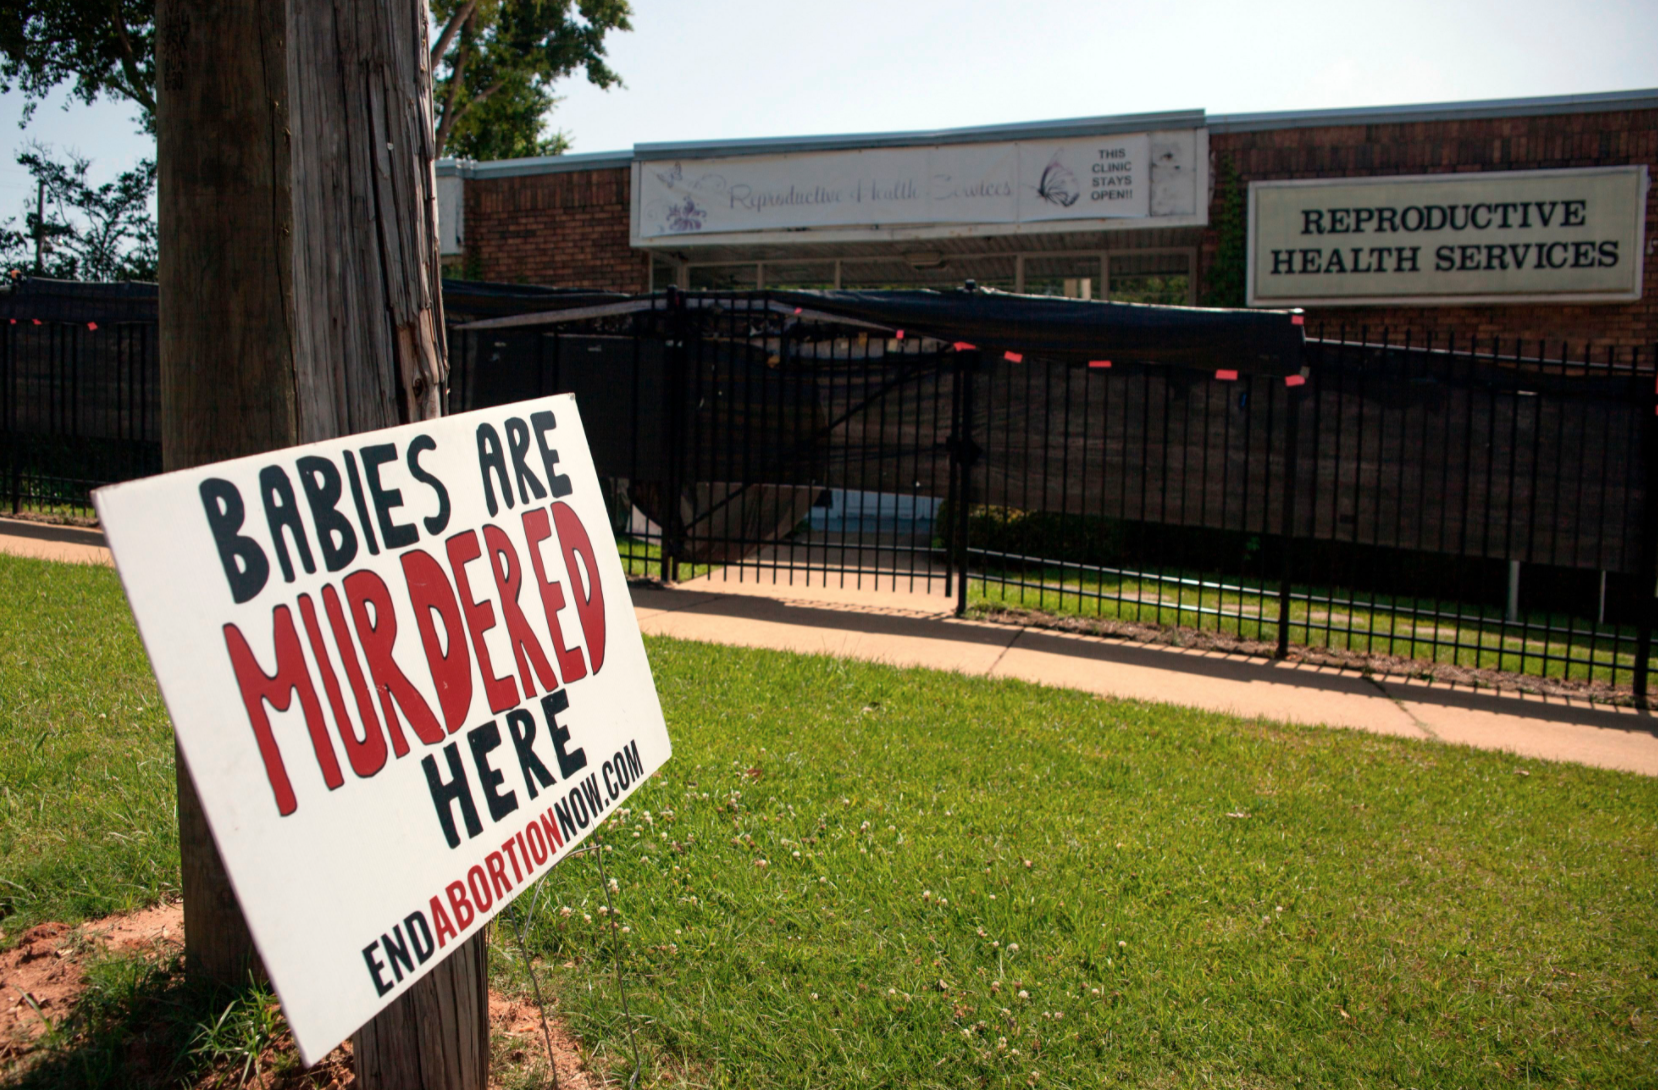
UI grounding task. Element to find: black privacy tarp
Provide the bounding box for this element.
[455,289,1307,377]
[763,289,1305,376]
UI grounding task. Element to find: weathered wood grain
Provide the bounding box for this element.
[157,0,474,1085]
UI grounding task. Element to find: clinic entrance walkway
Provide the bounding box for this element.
[5,516,1656,777]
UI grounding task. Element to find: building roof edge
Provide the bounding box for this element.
[1208,88,1658,133]
[436,150,634,179]
[631,109,1208,161]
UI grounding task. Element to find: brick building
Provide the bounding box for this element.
[438,89,1655,347]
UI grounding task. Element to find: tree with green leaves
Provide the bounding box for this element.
[0,144,157,280]
[0,0,156,125]
[2,0,630,160]
[431,0,630,160]
[1202,156,1247,308]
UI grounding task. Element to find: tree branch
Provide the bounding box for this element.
[436,77,504,156]
[109,1,157,115]
[433,36,472,158]
[430,0,479,69]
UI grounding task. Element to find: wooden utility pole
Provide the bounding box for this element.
[156,1,481,1086]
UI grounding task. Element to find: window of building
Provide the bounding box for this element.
[688,264,758,290]
[649,257,679,291]
[840,254,1017,292]
[1024,255,1100,299]
[670,247,1196,302]
[763,262,838,289]
[1106,250,1193,305]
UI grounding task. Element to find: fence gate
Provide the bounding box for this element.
[448,292,964,594]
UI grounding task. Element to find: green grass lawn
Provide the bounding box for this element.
[3,551,1656,1088]
[0,555,178,934]
[513,642,1658,1088]
[964,563,1636,686]
[617,536,718,582]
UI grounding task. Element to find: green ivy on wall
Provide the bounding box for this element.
[1203,157,1247,308]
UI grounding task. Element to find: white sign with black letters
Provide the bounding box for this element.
[94,395,669,1065]
[633,133,1176,242]
[1248,166,1648,306]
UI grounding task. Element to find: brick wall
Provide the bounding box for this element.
[461,167,647,292]
[456,110,1658,348]
[1206,110,1658,350]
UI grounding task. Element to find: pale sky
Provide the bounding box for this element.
[3,0,1656,215]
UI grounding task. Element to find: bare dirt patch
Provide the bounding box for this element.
[2,903,189,1057]
[489,992,599,1089]
[1,902,595,1088]
[1,920,89,1054]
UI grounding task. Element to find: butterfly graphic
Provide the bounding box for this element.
[655,163,684,188]
[666,196,706,233]
[1036,155,1080,208]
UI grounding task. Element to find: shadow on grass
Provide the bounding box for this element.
[8,951,326,1090]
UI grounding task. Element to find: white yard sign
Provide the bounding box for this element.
[94,395,670,1065]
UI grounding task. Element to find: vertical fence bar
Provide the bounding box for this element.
[5,319,17,515]
[954,348,979,617]
[661,288,687,584]
[1277,377,1302,659]
[1634,363,1658,703]
[943,347,960,599]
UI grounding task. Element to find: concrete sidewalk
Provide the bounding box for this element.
[0,517,113,565]
[642,573,1658,777]
[6,517,1655,776]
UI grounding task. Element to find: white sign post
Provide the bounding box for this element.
[94,395,670,1065]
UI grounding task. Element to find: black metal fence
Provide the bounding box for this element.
[1,282,161,514]
[6,279,1656,698]
[955,331,1655,695]
[449,293,1658,698]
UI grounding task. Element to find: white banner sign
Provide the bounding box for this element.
[1248,166,1649,306]
[636,133,1155,240]
[95,395,670,1065]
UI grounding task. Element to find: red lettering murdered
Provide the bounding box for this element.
[521,507,587,683]
[321,583,389,756]
[429,894,458,948]
[551,502,606,673]
[344,570,444,747]
[482,524,558,697]
[296,593,387,778]
[224,606,343,816]
[445,880,476,929]
[446,530,518,713]
[401,548,473,733]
